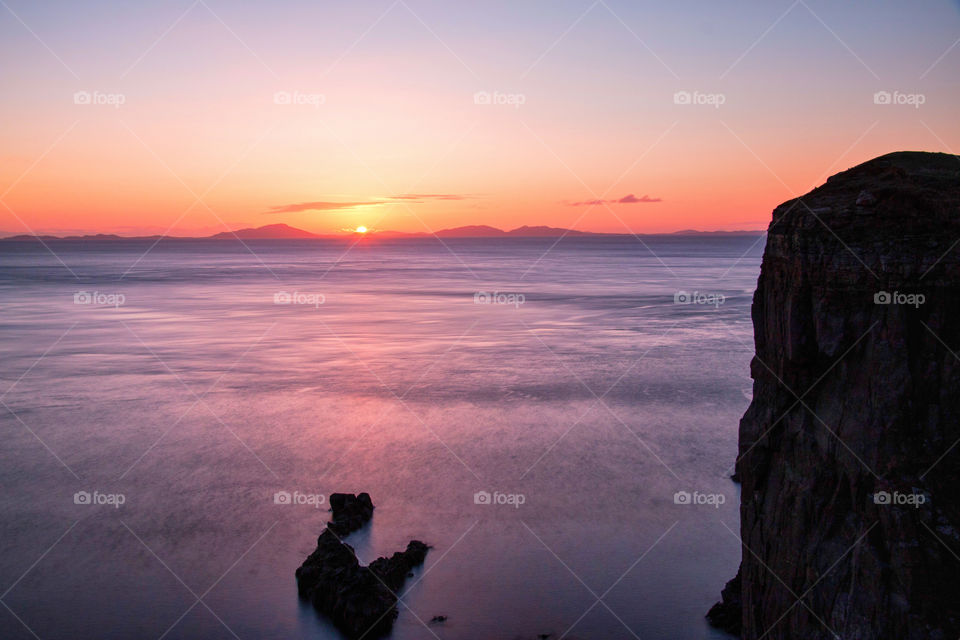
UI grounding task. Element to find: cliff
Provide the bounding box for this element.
[710,151,960,638]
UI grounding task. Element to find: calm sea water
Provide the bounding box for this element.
[0,236,763,640]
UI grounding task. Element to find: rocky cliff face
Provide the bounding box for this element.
[711,151,960,639]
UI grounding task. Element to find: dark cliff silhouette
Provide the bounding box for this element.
[710,151,960,638]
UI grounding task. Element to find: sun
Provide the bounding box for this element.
[355,225,368,234]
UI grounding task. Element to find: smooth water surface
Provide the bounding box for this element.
[0,235,763,640]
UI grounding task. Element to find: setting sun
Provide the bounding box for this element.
[355,226,368,234]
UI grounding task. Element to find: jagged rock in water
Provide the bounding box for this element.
[368,540,429,591]
[326,492,374,536]
[295,493,429,639]
[706,569,742,635]
[709,152,960,639]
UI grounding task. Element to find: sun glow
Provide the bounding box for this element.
[355,226,368,234]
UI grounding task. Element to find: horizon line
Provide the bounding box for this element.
[0,222,768,240]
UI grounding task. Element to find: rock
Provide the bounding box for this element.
[855,189,877,206]
[430,615,447,623]
[295,530,397,638]
[295,494,429,639]
[368,540,430,591]
[709,151,960,639]
[326,492,374,536]
[705,569,741,635]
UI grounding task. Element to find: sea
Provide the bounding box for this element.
[0,235,764,640]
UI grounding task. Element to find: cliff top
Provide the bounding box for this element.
[773,151,960,232]
[768,152,960,285]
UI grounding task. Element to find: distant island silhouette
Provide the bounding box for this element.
[1,223,765,241]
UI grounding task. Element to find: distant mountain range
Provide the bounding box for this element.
[212,223,604,239]
[203,223,607,239]
[2,223,765,241]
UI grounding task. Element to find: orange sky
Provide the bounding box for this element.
[1,1,958,236]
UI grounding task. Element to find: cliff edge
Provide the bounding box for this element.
[710,151,960,639]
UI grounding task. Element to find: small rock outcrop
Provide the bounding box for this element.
[326,492,375,536]
[706,569,742,635]
[710,152,960,638]
[296,493,429,639]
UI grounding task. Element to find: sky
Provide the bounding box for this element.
[0,0,958,236]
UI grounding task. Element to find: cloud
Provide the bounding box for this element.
[569,193,662,206]
[618,193,661,203]
[389,194,467,201]
[265,201,383,214]
[265,194,472,214]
